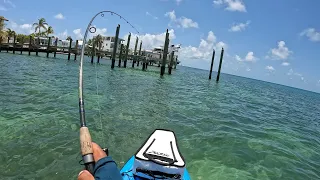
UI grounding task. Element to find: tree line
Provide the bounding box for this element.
[0,17,73,44]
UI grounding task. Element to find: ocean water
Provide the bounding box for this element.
[0,52,319,180]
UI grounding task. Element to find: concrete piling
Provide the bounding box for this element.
[46,37,51,58]
[124,33,131,68]
[111,24,120,69]
[216,48,224,82]
[161,29,170,76]
[209,49,215,80]
[67,39,72,60]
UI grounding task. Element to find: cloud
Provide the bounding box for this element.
[7,21,34,34]
[54,30,68,40]
[92,27,107,37]
[123,29,176,50]
[71,27,107,39]
[287,68,305,81]
[300,28,320,42]
[179,31,227,60]
[213,0,246,12]
[235,55,241,61]
[0,5,7,11]
[165,10,198,29]
[54,13,65,20]
[267,41,292,60]
[235,51,257,62]
[4,0,15,8]
[229,21,250,32]
[73,29,82,39]
[245,52,257,61]
[146,12,158,20]
[282,62,290,66]
[265,66,275,71]
[176,0,182,5]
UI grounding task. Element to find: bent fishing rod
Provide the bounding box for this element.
[78,10,139,174]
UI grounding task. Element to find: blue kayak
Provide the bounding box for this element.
[120,129,191,180]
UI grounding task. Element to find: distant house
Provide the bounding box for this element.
[96,36,125,53]
[58,39,83,50]
[144,47,178,62]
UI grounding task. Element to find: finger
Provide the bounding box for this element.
[78,170,94,180]
[92,142,107,162]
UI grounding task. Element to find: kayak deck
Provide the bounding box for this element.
[120,156,191,180]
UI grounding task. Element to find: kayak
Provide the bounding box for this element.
[120,129,191,180]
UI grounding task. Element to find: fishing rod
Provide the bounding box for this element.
[78,10,139,174]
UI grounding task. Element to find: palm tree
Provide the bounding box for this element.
[7,28,16,37]
[66,36,72,41]
[94,34,103,50]
[46,26,54,37]
[33,18,48,37]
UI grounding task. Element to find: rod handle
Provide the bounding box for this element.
[80,127,95,174]
[80,127,93,155]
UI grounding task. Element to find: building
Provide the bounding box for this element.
[144,46,179,62]
[96,36,124,53]
[57,39,83,50]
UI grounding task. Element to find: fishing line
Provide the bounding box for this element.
[94,57,106,146]
[78,10,140,173]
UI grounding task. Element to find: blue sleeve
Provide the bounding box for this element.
[94,156,122,180]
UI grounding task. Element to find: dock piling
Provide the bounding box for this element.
[142,61,146,71]
[28,36,32,55]
[91,42,95,64]
[209,49,215,80]
[111,24,120,69]
[67,39,72,60]
[36,37,39,56]
[168,50,174,75]
[74,40,78,60]
[7,37,9,52]
[54,38,58,58]
[132,37,138,68]
[118,44,123,67]
[216,48,224,82]
[161,29,170,76]
[46,37,51,58]
[174,56,178,69]
[137,41,142,66]
[124,33,131,68]
[12,34,16,54]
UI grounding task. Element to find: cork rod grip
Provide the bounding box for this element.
[80,127,93,155]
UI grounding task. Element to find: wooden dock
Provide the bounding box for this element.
[0,29,180,75]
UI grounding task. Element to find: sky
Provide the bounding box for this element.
[1,0,320,93]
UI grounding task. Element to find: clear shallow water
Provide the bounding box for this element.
[0,52,320,180]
